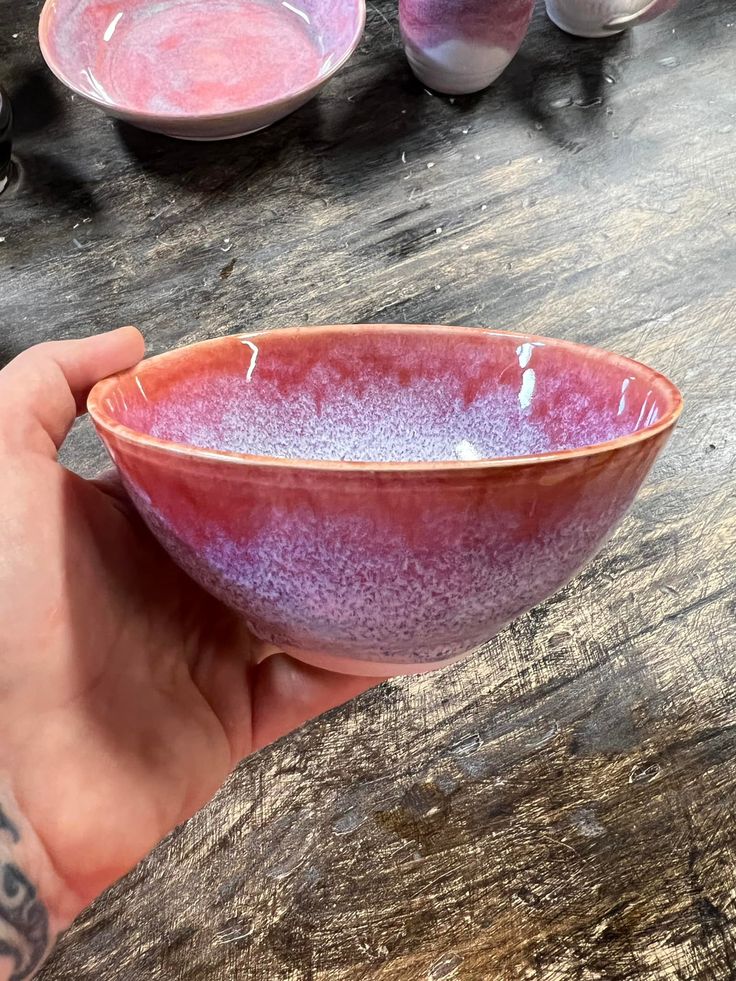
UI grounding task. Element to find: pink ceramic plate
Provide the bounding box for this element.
[39,0,365,139]
[88,325,683,677]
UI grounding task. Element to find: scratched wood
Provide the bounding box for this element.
[2,0,736,977]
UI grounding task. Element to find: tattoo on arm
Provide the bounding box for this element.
[0,807,49,981]
[0,814,18,847]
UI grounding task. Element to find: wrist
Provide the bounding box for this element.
[0,784,74,980]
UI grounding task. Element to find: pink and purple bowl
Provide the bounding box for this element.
[88,325,682,677]
[39,0,365,139]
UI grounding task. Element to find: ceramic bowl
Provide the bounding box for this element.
[545,0,678,38]
[88,325,682,677]
[400,0,534,95]
[39,0,365,139]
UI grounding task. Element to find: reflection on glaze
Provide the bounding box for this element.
[618,377,632,416]
[281,1,311,22]
[518,368,536,410]
[454,438,482,461]
[80,67,113,103]
[516,341,534,368]
[103,11,124,42]
[635,392,660,430]
[240,339,259,383]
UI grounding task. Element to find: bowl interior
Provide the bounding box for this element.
[41,0,363,116]
[93,326,681,465]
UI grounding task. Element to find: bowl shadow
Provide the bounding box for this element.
[115,10,637,194]
[115,48,433,190]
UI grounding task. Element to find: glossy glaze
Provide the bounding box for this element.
[545,0,678,38]
[39,0,364,139]
[399,0,534,95]
[89,326,682,676]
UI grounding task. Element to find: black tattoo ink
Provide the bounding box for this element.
[0,811,19,846]
[0,820,49,981]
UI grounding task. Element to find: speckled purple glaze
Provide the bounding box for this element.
[88,326,683,677]
[131,350,656,463]
[545,0,678,38]
[399,0,534,95]
[123,469,645,665]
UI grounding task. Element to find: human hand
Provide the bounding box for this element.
[0,329,381,979]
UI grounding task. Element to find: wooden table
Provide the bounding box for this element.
[2,0,735,977]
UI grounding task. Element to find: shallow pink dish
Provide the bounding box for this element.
[39,0,365,139]
[88,325,682,677]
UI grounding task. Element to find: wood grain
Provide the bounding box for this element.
[1,0,735,977]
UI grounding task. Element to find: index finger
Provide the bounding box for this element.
[0,327,145,456]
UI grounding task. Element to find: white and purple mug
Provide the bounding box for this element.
[545,0,679,38]
[399,0,535,95]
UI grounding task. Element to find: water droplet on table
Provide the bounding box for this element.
[575,96,603,109]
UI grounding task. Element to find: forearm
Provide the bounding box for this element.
[0,788,68,981]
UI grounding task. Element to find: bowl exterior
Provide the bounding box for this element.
[88,87,320,140]
[94,423,675,673]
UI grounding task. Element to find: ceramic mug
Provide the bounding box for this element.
[399,0,534,95]
[545,0,678,37]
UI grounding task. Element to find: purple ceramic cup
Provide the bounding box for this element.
[399,0,534,95]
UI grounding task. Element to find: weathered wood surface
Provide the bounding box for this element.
[2,0,736,977]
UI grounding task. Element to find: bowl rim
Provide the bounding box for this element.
[87,324,684,472]
[38,0,366,125]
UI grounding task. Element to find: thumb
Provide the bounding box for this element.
[0,328,144,456]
